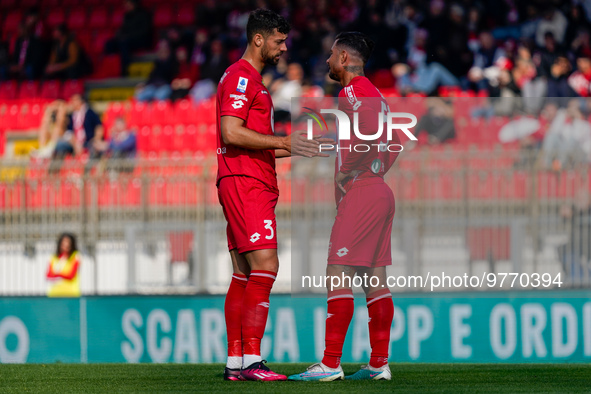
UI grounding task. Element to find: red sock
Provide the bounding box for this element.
[322,289,354,368]
[367,289,394,368]
[225,273,248,357]
[241,270,276,356]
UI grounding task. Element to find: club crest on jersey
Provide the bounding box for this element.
[237,77,248,93]
[344,86,362,110]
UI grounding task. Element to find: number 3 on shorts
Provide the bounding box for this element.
[264,220,274,240]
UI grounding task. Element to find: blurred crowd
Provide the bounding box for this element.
[2,0,591,99]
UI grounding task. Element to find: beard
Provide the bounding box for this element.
[328,64,339,81]
[328,69,340,81]
[262,45,282,66]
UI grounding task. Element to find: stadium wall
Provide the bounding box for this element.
[1,292,590,364]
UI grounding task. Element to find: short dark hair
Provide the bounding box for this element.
[335,31,375,65]
[56,232,78,257]
[246,9,291,43]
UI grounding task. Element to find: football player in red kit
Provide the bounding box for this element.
[217,9,328,381]
[289,32,401,382]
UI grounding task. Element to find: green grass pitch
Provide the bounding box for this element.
[1,363,590,393]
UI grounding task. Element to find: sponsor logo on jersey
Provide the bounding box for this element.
[229,94,248,101]
[261,90,268,94]
[371,158,382,174]
[237,77,248,93]
[344,86,362,110]
[232,100,245,109]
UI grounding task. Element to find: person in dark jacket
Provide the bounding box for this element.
[104,0,153,76]
[4,22,44,79]
[45,24,91,80]
[135,40,177,101]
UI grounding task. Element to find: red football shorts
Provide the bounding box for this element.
[328,178,395,267]
[218,176,279,254]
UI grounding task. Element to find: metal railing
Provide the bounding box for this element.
[0,148,590,295]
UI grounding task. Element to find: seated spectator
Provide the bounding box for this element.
[464,31,505,91]
[50,94,103,172]
[547,56,575,97]
[392,29,459,95]
[45,24,92,80]
[189,39,229,102]
[414,98,456,144]
[31,100,68,159]
[104,0,153,76]
[170,47,198,102]
[535,6,567,48]
[542,99,591,170]
[3,22,43,80]
[89,116,137,173]
[270,63,303,123]
[135,41,177,102]
[568,54,591,97]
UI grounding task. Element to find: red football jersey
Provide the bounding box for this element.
[335,76,401,202]
[216,59,277,191]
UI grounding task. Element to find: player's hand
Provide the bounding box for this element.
[286,132,334,158]
[335,170,361,195]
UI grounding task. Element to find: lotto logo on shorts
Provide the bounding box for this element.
[250,232,261,243]
[336,247,349,257]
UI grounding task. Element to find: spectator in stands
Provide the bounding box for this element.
[31,100,68,159]
[24,7,48,41]
[51,94,103,171]
[542,99,591,170]
[88,116,137,173]
[170,47,198,101]
[414,98,456,144]
[393,28,459,95]
[547,56,575,97]
[535,7,568,48]
[568,53,591,97]
[46,232,81,297]
[534,32,563,81]
[3,22,43,80]
[45,24,91,80]
[270,63,303,123]
[104,0,153,76]
[135,40,176,102]
[465,31,506,91]
[189,38,229,102]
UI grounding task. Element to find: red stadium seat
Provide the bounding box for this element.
[137,126,152,152]
[161,125,174,151]
[0,0,17,9]
[111,8,125,28]
[20,0,39,9]
[184,124,198,152]
[368,69,395,89]
[40,80,61,99]
[3,10,23,33]
[67,8,87,31]
[46,9,66,28]
[61,0,80,6]
[17,81,39,99]
[153,5,174,28]
[0,80,18,100]
[90,29,112,55]
[61,79,84,99]
[88,6,109,29]
[151,100,174,125]
[41,0,61,7]
[176,4,196,26]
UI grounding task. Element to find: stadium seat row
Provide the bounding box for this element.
[2,170,587,210]
[0,80,83,101]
